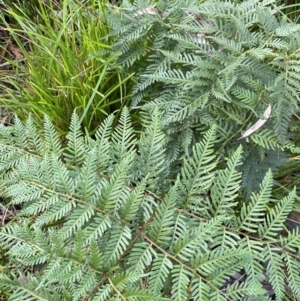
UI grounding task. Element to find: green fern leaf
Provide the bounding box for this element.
[171,265,193,301]
[43,114,62,155]
[64,111,87,166]
[284,254,300,298]
[148,185,177,246]
[263,245,285,300]
[135,107,167,185]
[236,170,273,233]
[258,188,295,239]
[179,125,217,209]
[111,106,136,163]
[191,277,210,301]
[210,145,243,217]
[103,224,131,267]
[149,254,173,294]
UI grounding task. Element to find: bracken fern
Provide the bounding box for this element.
[108,0,300,190]
[0,110,299,300]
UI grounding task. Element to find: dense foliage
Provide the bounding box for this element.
[0,0,133,133]
[0,111,300,300]
[109,0,300,191]
[1,0,300,300]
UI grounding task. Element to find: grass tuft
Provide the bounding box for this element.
[0,0,133,134]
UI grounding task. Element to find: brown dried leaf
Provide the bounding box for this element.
[8,43,23,60]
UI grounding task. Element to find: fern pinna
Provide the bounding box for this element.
[108,0,300,190]
[0,110,299,301]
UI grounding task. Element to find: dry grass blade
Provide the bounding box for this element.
[238,104,272,140]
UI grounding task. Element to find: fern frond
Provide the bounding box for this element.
[111,106,136,163]
[127,242,156,274]
[171,216,225,262]
[236,169,273,233]
[91,284,111,301]
[258,188,296,239]
[283,254,300,297]
[88,241,103,271]
[191,277,210,301]
[250,129,279,150]
[178,125,217,209]
[225,281,265,300]
[72,271,97,301]
[103,224,131,267]
[134,107,167,189]
[43,114,62,155]
[148,185,177,246]
[0,273,62,301]
[93,114,114,171]
[84,215,112,244]
[99,153,134,212]
[74,148,98,200]
[262,245,285,300]
[64,111,87,166]
[0,224,49,266]
[148,254,173,294]
[171,265,193,301]
[118,177,147,222]
[13,115,27,150]
[166,93,209,124]
[194,248,250,286]
[25,115,44,155]
[210,145,243,218]
[279,228,300,253]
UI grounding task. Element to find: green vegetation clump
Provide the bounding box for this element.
[0,0,133,134]
[109,0,300,191]
[0,0,300,300]
[0,111,299,300]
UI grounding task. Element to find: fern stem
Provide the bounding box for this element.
[109,277,127,301]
